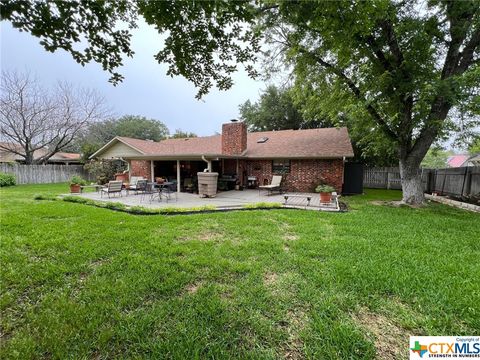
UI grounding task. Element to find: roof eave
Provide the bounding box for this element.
[122,153,354,160]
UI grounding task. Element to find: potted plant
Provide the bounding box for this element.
[315,184,335,203]
[70,175,87,193]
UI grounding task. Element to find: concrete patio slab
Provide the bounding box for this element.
[73,189,340,211]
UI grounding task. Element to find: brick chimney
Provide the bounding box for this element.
[222,120,247,155]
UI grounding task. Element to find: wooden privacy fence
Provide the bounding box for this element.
[430,166,480,197]
[0,163,94,184]
[364,166,480,197]
[363,167,404,190]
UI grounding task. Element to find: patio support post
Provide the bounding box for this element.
[177,160,181,193]
[150,161,154,182]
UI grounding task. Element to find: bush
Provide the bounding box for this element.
[84,159,126,184]
[315,184,335,193]
[243,202,282,209]
[0,172,16,187]
[70,176,87,186]
[33,194,57,201]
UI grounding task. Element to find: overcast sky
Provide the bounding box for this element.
[0,20,264,136]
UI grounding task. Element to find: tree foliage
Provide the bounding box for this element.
[0,0,260,98]
[171,129,197,139]
[239,85,330,131]
[0,1,137,84]
[421,147,453,168]
[468,135,480,154]
[76,115,169,160]
[84,159,126,184]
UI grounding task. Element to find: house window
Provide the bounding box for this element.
[272,159,290,174]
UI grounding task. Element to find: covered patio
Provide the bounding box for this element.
[76,189,340,211]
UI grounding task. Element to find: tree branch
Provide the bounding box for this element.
[380,19,404,67]
[299,49,397,140]
[457,26,480,72]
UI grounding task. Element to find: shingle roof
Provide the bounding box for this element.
[50,152,81,160]
[117,136,222,156]
[244,127,353,158]
[104,127,353,159]
[0,142,80,162]
[447,154,469,168]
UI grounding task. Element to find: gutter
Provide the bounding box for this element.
[201,155,212,172]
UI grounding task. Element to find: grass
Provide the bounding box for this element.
[0,183,479,359]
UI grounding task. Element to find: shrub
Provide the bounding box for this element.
[84,159,126,184]
[243,202,282,209]
[0,172,16,187]
[33,194,57,201]
[315,184,335,193]
[70,176,87,186]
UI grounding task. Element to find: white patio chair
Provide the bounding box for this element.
[259,175,283,195]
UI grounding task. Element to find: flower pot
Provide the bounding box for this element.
[319,192,332,203]
[70,184,81,193]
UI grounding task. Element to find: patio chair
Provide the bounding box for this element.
[183,178,194,193]
[130,176,145,186]
[142,182,158,202]
[160,183,177,203]
[129,179,147,195]
[259,175,283,195]
[101,181,123,198]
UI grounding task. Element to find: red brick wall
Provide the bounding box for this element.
[222,122,247,155]
[245,159,344,193]
[130,160,151,180]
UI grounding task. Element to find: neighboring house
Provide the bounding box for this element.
[463,153,480,167]
[0,142,81,165]
[91,120,354,193]
[446,154,470,167]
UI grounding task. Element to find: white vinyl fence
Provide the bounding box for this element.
[0,163,93,184]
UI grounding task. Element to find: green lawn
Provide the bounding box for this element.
[0,184,479,359]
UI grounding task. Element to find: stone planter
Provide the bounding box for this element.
[197,172,218,197]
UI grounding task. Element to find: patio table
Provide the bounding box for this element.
[283,194,312,207]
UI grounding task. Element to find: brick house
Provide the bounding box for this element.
[91,120,354,193]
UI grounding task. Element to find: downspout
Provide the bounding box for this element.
[119,157,130,182]
[201,155,212,172]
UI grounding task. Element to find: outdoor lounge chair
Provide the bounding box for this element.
[101,181,123,198]
[259,175,283,195]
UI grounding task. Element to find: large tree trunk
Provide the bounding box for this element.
[24,151,34,165]
[399,156,424,205]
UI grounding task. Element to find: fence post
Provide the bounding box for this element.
[440,169,447,195]
[386,170,390,190]
[460,167,468,197]
[464,168,472,197]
